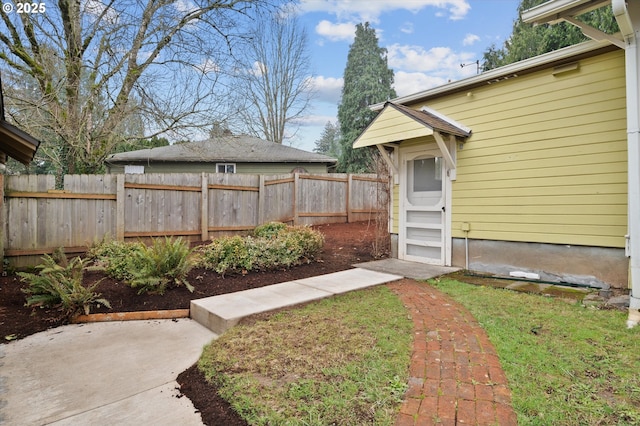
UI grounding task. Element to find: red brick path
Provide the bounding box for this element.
[388,279,518,426]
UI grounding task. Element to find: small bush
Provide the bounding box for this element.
[198,235,254,275]
[87,238,146,281]
[19,253,111,318]
[253,222,288,239]
[129,237,194,295]
[198,224,324,275]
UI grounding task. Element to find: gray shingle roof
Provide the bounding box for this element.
[106,135,337,164]
[387,102,471,138]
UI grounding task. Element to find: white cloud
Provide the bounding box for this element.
[315,20,356,42]
[291,114,338,127]
[251,61,266,77]
[400,22,414,34]
[308,75,343,103]
[394,71,447,97]
[387,44,475,75]
[463,33,480,46]
[174,0,197,14]
[83,0,119,24]
[388,44,479,96]
[194,58,220,74]
[299,0,470,23]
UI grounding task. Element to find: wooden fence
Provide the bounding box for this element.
[2,172,387,267]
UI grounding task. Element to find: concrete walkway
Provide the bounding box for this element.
[190,268,404,333]
[0,319,216,425]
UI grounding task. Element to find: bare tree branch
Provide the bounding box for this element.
[232,8,315,144]
[0,0,274,174]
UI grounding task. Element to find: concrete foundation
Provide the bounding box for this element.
[390,233,399,258]
[452,238,629,290]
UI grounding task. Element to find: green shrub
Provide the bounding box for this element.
[198,235,254,275]
[87,238,146,281]
[198,224,324,275]
[129,237,194,295]
[253,222,288,238]
[19,253,111,318]
[283,226,324,260]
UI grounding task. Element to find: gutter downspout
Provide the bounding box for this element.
[613,0,640,327]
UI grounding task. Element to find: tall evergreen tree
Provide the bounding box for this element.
[337,23,396,173]
[482,0,618,71]
[314,121,341,158]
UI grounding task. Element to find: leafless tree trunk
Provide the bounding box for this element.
[0,0,270,174]
[232,9,314,144]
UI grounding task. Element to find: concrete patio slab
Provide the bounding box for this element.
[354,258,460,280]
[0,319,215,426]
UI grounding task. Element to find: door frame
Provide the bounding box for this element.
[398,143,452,266]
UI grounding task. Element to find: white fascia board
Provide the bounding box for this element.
[372,39,614,111]
[420,105,472,135]
[522,0,611,25]
[613,0,635,40]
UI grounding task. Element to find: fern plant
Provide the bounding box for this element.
[129,237,194,295]
[19,253,111,318]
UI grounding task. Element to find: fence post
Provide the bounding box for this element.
[201,173,208,241]
[293,173,299,225]
[258,174,265,225]
[116,174,125,241]
[347,174,353,223]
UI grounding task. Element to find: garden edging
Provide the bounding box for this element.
[72,309,190,323]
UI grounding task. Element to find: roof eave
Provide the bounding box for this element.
[0,120,40,165]
[106,158,338,165]
[521,0,610,25]
[371,39,616,111]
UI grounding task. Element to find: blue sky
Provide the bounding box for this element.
[289,0,522,152]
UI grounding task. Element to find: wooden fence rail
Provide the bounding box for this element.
[2,172,388,268]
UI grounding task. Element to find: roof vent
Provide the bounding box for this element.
[553,62,580,75]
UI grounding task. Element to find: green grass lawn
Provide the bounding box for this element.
[198,286,413,425]
[432,277,640,426]
[197,277,640,425]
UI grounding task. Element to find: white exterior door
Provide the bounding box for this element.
[399,146,446,265]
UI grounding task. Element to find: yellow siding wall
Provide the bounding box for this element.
[401,49,627,248]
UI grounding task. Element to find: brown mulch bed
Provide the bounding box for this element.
[0,220,385,425]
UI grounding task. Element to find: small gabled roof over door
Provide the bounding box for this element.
[353,101,471,171]
[353,102,471,149]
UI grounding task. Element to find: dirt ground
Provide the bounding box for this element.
[0,220,385,425]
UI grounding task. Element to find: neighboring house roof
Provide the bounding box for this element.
[106,135,337,165]
[0,76,40,165]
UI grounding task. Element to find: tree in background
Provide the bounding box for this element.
[313,121,341,158]
[113,136,171,154]
[0,0,272,175]
[337,23,396,173]
[233,9,314,144]
[483,0,618,71]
